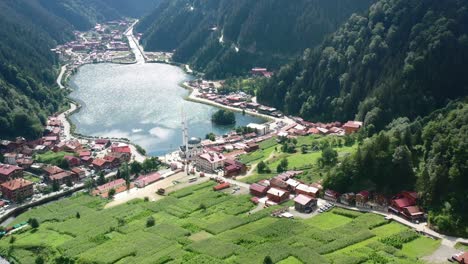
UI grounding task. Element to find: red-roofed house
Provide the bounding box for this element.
[343,121,363,134]
[267,188,289,204]
[64,156,81,167]
[96,179,126,195]
[250,183,269,197]
[224,159,247,177]
[92,158,111,171]
[111,146,131,162]
[294,194,317,213]
[0,164,24,183]
[324,189,340,202]
[71,167,86,179]
[135,172,161,188]
[1,178,33,202]
[49,171,78,185]
[356,190,370,207]
[43,166,64,176]
[270,177,289,191]
[296,184,320,198]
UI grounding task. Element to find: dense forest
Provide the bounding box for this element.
[258,0,468,131]
[324,100,468,236]
[0,0,159,139]
[136,0,375,78]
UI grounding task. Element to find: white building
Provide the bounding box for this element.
[247,123,270,136]
[195,152,226,173]
[180,137,204,160]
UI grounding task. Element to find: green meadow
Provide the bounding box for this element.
[0,181,439,263]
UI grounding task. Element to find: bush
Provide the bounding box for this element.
[146,216,155,227]
[332,208,363,218]
[28,218,40,228]
[379,230,419,249]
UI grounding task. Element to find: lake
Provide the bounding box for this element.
[68,63,265,156]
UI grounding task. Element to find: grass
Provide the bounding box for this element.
[35,151,75,165]
[278,256,304,264]
[0,182,441,263]
[455,242,468,251]
[188,231,213,241]
[304,213,353,229]
[400,237,441,258]
[23,172,42,183]
[238,135,358,185]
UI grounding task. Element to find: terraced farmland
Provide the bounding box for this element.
[0,182,439,263]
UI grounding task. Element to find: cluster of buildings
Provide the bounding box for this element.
[280,118,363,137]
[0,113,137,203]
[249,171,322,213]
[52,20,135,73]
[323,189,425,222]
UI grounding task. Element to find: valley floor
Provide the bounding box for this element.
[0,181,447,264]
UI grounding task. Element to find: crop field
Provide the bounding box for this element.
[0,182,439,263]
[240,135,358,184]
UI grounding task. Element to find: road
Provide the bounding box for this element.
[57,65,67,89]
[57,102,77,141]
[125,20,145,64]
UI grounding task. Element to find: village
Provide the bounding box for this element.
[52,19,140,84]
[0,19,465,263]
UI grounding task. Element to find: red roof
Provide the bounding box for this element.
[294,194,315,205]
[92,158,108,167]
[250,183,269,194]
[357,190,370,198]
[43,166,64,176]
[50,171,72,181]
[111,146,131,154]
[79,151,91,157]
[103,156,117,162]
[393,198,413,208]
[404,206,424,216]
[453,252,468,263]
[213,182,230,191]
[0,164,23,176]
[97,179,125,192]
[136,172,161,184]
[1,178,33,191]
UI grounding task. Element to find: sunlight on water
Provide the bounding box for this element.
[69,63,264,156]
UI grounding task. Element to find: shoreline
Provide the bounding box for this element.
[180,82,276,123]
[57,21,276,159]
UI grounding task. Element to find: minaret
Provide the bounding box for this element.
[181,110,189,175]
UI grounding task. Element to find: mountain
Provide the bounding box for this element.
[324,99,468,236]
[0,0,160,139]
[257,0,468,131]
[136,0,375,78]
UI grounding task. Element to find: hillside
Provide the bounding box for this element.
[257,0,468,131]
[0,0,159,139]
[324,100,468,236]
[136,0,375,78]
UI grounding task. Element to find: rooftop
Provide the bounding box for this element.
[1,178,33,191]
[0,164,23,176]
[294,194,315,205]
[267,187,288,197]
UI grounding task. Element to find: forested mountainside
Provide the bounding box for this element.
[0,0,159,140]
[137,0,375,78]
[38,0,161,31]
[258,0,468,132]
[324,100,468,236]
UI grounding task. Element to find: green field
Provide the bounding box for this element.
[239,135,358,184]
[35,151,75,166]
[0,182,439,264]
